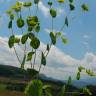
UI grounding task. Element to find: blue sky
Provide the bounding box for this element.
[0,0,96,81]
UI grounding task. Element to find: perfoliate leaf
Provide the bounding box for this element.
[10,14,15,20]
[69,3,75,11]
[48,2,53,6]
[6,10,12,15]
[30,37,40,49]
[41,52,46,66]
[76,72,80,80]
[25,80,43,96]
[67,76,72,85]
[21,34,28,44]
[17,18,24,28]
[27,52,34,61]
[65,17,68,27]
[21,54,26,69]
[61,36,68,44]
[23,2,32,7]
[28,32,34,40]
[8,20,12,29]
[78,66,85,72]
[56,32,62,37]
[57,0,65,3]
[12,2,22,12]
[14,37,20,43]
[82,4,88,12]
[50,8,57,18]
[34,0,39,4]
[28,26,33,31]
[47,44,50,52]
[35,25,40,32]
[86,69,95,76]
[8,35,15,48]
[69,0,73,3]
[50,32,56,45]
[27,16,39,27]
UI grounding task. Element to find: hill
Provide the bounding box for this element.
[0,64,96,96]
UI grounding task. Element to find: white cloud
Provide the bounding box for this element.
[83,35,90,39]
[57,8,65,16]
[0,36,96,80]
[38,1,64,17]
[38,1,49,17]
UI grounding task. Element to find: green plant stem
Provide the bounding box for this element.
[38,63,42,74]
[33,49,36,69]
[35,4,38,16]
[38,17,54,76]
[52,18,53,32]
[28,7,31,16]
[30,48,33,68]
[45,43,52,57]
[10,28,21,65]
[13,46,21,64]
[30,61,33,68]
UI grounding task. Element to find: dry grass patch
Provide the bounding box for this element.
[0,91,25,96]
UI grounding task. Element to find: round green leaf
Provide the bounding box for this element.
[47,44,50,52]
[82,4,88,12]
[17,18,24,28]
[21,34,28,44]
[30,37,40,49]
[27,16,39,27]
[50,32,56,45]
[41,52,46,66]
[65,16,68,27]
[8,35,15,48]
[57,0,65,3]
[48,2,53,6]
[28,32,35,40]
[21,54,26,69]
[8,20,12,29]
[10,14,15,20]
[35,25,40,32]
[76,72,80,80]
[14,37,20,43]
[67,76,72,85]
[28,26,33,32]
[23,2,32,7]
[50,8,57,18]
[69,3,75,11]
[61,36,68,44]
[69,0,73,3]
[34,0,39,4]
[27,52,34,61]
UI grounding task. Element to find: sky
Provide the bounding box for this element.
[0,0,96,82]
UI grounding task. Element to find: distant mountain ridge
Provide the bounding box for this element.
[0,64,96,88]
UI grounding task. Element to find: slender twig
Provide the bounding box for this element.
[13,46,21,64]
[33,49,36,69]
[28,7,32,16]
[10,28,21,65]
[35,4,38,16]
